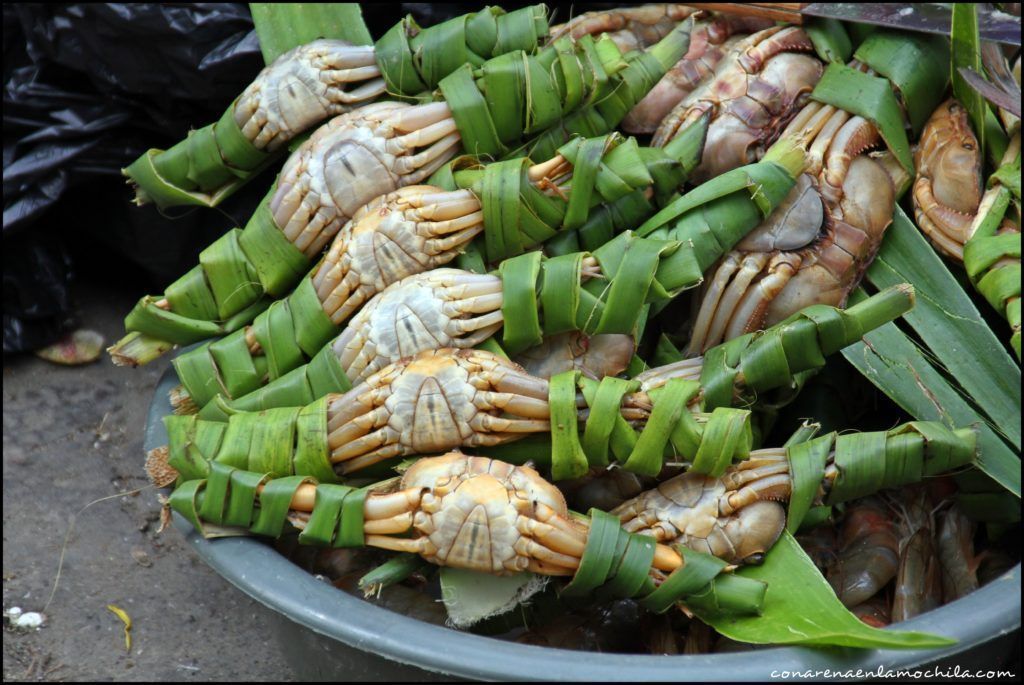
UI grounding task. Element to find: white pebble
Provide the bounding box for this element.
[6,607,23,618]
[15,612,45,629]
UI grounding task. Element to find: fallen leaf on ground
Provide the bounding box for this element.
[106,604,132,652]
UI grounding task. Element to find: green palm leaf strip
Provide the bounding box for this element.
[852,30,949,137]
[449,122,707,263]
[439,19,695,161]
[803,17,852,65]
[496,144,807,357]
[808,30,950,177]
[358,554,428,594]
[785,422,977,532]
[951,3,987,159]
[374,4,548,95]
[545,285,916,480]
[110,184,311,365]
[515,20,697,163]
[963,137,1022,359]
[125,4,549,209]
[565,510,765,615]
[249,3,374,63]
[250,4,373,64]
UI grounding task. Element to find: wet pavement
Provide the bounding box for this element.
[3,281,294,681]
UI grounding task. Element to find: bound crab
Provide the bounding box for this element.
[685,103,908,353]
[912,98,1021,357]
[678,30,951,354]
[652,24,825,183]
[550,4,773,133]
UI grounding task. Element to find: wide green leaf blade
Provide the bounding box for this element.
[694,533,955,649]
[842,292,1020,497]
[250,3,373,64]
[865,207,1020,451]
[951,3,986,157]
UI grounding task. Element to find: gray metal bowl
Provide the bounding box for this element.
[146,365,1021,681]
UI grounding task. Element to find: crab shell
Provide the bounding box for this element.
[309,185,483,324]
[332,269,503,383]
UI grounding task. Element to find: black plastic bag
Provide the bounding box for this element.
[3,3,263,352]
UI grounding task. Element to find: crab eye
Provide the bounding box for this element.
[963,143,974,151]
[742,552,766,565]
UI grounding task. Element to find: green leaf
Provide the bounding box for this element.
[439,568,543,629]
[693,533,956,649]
[865,207,1020,452]
[810,63,914,175]
[250,4,372,65]
[951,3,987,158]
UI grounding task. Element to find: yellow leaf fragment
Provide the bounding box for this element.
[106,604,132,652]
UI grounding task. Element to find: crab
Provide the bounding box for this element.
[652,25,823,184]
[324,348,704,475]
[333,269,505,384]
[233,40,386,152]
[240,185,484,357]
[613,448,791,564]
[684,98,909,354]
[309,185,483,323]
[912,99,986,261]
[550,5,774,134]
[283,452,684,577]
[361,452,592,575]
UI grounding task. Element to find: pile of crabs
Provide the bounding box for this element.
[116,4,1020,654]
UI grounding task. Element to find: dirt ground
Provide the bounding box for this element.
[3,281,295,681]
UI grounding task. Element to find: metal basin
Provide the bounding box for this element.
[146,364,1021,681]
